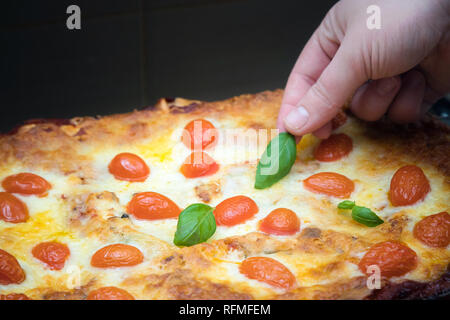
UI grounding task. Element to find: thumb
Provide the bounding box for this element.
[284,41,367,136]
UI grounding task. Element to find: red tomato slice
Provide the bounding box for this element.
[0,249,26,285]
[181,119,217,150]
[359,241,417,278]
[0,293,31,300]
[127,192,181,220]
[0,192,29,223]
[331,111,347,130]
[108,152,150,182]
[91,244,144,268]
[180,152,219,178]
[314,133,353,162]
[239,257,296,289]
[303,172,354,198]
[214,195,258,226]
[389,165,430,206]
[413,212,450,248]
[87,287,134,300]
[2,173,51,196]
[259,208,300,236]
[32,242,70,270]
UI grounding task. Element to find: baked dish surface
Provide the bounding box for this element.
[0,90,448,300]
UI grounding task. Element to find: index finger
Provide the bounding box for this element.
[277,32,339,132]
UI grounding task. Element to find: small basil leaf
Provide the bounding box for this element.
[338,200,356,210]
[351,206,384,227]
[255,132,297,189]
[174,203,216,247]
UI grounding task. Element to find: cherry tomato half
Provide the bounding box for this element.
[359,241,417,278]
[181,119,217,150]
[331,111,347,130]
[0,293,30,300]
[91,244,144,268]
[214,195,258,226]
[32,242,70,270]
[303,172,354,198]
[389,165,430,206]
[127,192,181,220]
[314,133,353,162]
[0,249,26,285]
[2,173,51,196]
[239,257,296,289]
[259,208,300,236]
[87,286,134,300]
[413,212,450,248]
[0,192,29,223]
[108,152,150,182]
[180,152,219,178]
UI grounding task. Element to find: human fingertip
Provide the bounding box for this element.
[388,71,425,124]
[313,122,332,139]
[351,77,402,122]
[284,106,309,135]
[276,118,286,132]
[376,76,401,95]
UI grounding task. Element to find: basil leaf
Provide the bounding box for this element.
[255,132,297,189]
[338,200,356,210]
[351,206,384,227]
[174,203,216,247]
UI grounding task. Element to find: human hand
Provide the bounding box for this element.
[278,0,450,139]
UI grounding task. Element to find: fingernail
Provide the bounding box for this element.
[284,106,309,131]
[376,77,399,95]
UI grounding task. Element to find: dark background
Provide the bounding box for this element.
[1,0,449,133]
